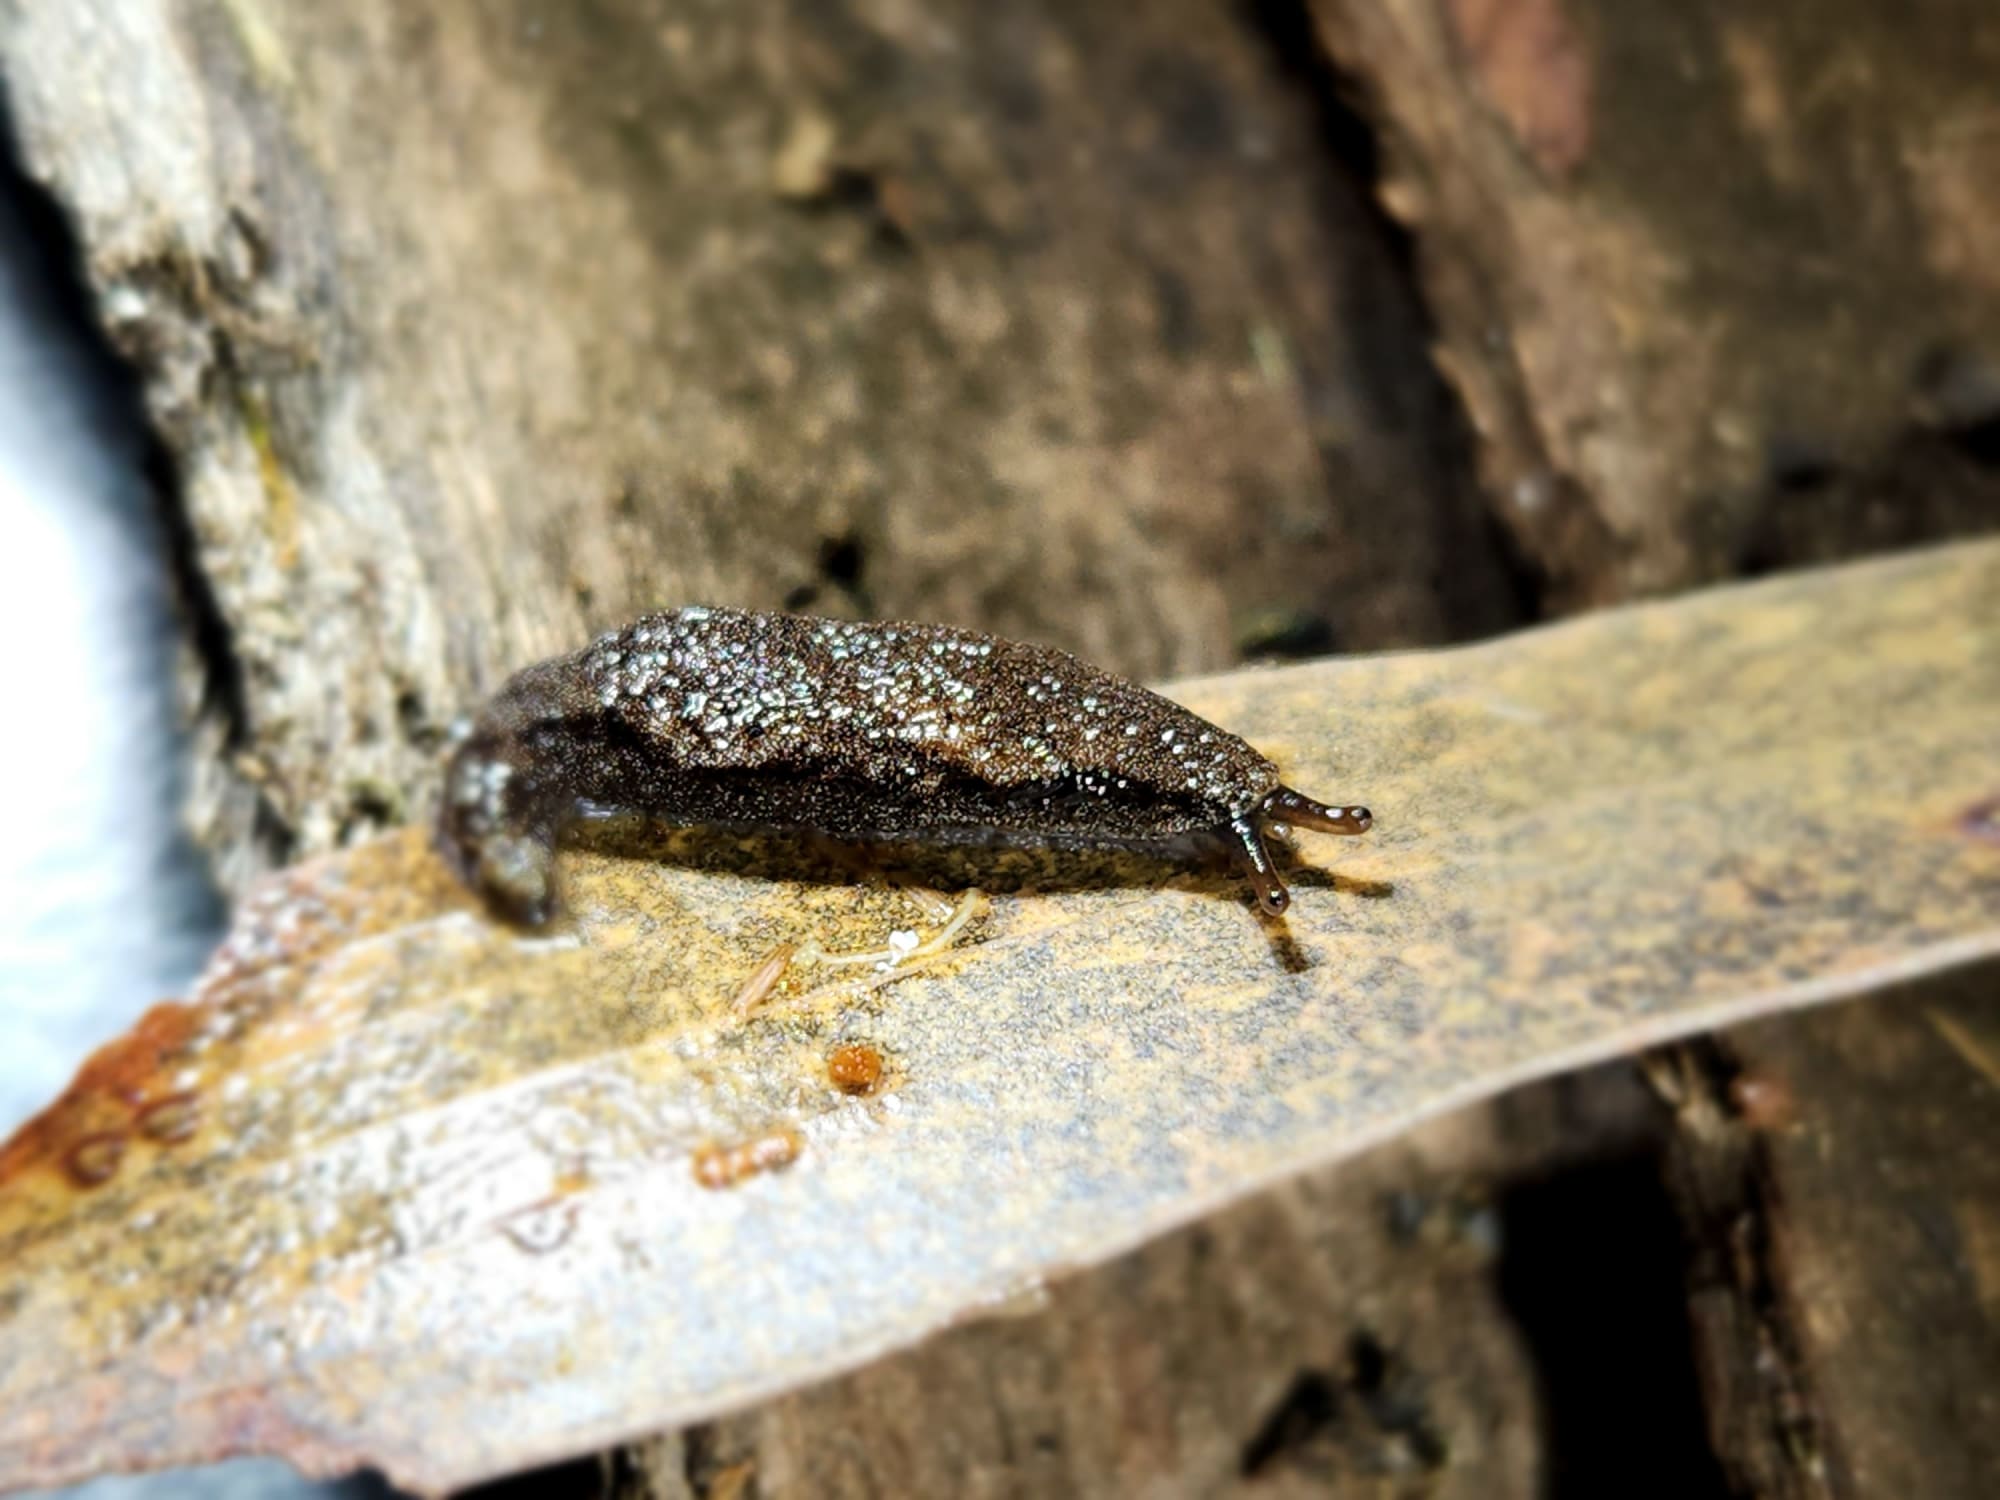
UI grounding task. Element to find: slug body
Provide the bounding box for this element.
[439,608,1369,925]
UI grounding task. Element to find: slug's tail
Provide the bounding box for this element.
[1262,786,1371,835]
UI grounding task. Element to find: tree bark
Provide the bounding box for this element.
[1311,0,2000,605]
[1660,972,2000,1500]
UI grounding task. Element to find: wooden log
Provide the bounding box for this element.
[1659,970,2000,1499]
[1309,0,2000,606]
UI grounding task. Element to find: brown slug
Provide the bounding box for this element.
[438,607,1369,925]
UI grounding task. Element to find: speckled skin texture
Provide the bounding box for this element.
[439,609,1369,924]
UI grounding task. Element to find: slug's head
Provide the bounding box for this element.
[1227,785,1372,917]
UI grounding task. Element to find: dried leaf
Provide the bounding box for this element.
[2,544,1997,1495]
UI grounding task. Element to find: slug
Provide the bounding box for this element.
[438,607,1370,925]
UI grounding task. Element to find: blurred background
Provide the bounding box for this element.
[0,122,375,1500]
[2,2,1996,1496]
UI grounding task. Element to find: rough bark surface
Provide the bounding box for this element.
[1662,971,2000,1500]
[1311,0,2000,605]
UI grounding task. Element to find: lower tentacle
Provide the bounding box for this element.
[1227,815,1290,916]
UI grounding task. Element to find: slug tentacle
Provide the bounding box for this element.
[1261,787,1372,836]
[436,608,1373,924]
[1228,816,1288,916]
